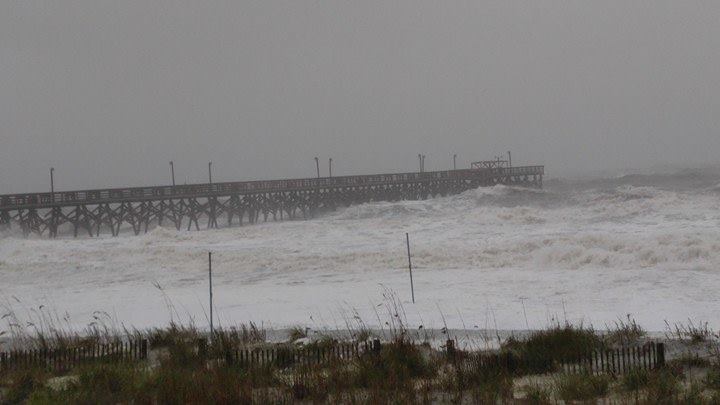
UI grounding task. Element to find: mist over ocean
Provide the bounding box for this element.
[2,166,718,332]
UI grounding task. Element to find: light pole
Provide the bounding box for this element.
[418,154,422,172]
[329,158,333,177]
[208,161,213,184]
[50,167,55,202]
[169,161,175,186]
[453,154,457,170]
[314,157,320,178]
[507,151,512,167]
[422,155,426,172]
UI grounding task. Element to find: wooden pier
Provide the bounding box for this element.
[0,165,543,237]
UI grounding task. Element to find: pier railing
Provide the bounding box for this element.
[0,166,544,210]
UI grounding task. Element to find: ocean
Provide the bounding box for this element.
[1,167,719,333]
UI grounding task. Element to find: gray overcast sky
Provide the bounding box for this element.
[1,1,719,193]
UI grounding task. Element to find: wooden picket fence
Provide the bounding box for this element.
[450,341,665,376]
[1,337,663,376]
[0,339,148,373]
[219,338,662,376]
[224,341,365,368]
[558,342,664,375]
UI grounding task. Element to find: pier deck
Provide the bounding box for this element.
[0,166,544,237]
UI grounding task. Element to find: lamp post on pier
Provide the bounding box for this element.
[169,161,175,186]
[329,158,333,177]
[314,157,320,178]
[422,155,426,172]
[453,154,457,170]
[50,167,55,202]
[208,161,213,184]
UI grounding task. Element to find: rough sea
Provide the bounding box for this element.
[2,167,719,334]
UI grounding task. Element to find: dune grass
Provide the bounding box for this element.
[554,372,611,402]
[0,320,712,404]
[3,298,719,403]
[502,322,603,374]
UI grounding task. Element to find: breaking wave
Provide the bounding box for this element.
[324,168,720,272]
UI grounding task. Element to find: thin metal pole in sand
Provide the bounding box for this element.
[209,251,214,341]
[406,233,415,303]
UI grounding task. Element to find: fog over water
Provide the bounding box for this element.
[1,1,720,193]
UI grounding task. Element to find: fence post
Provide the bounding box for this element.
[652,342,657,368]
[626,346,631,372]
[446,339,456,360]
[141,339,148,360]
[197,338,208,360]
[372,339,382,354]
[506,351,516,372]
[656,343,665,368]
[633,346,638,371]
